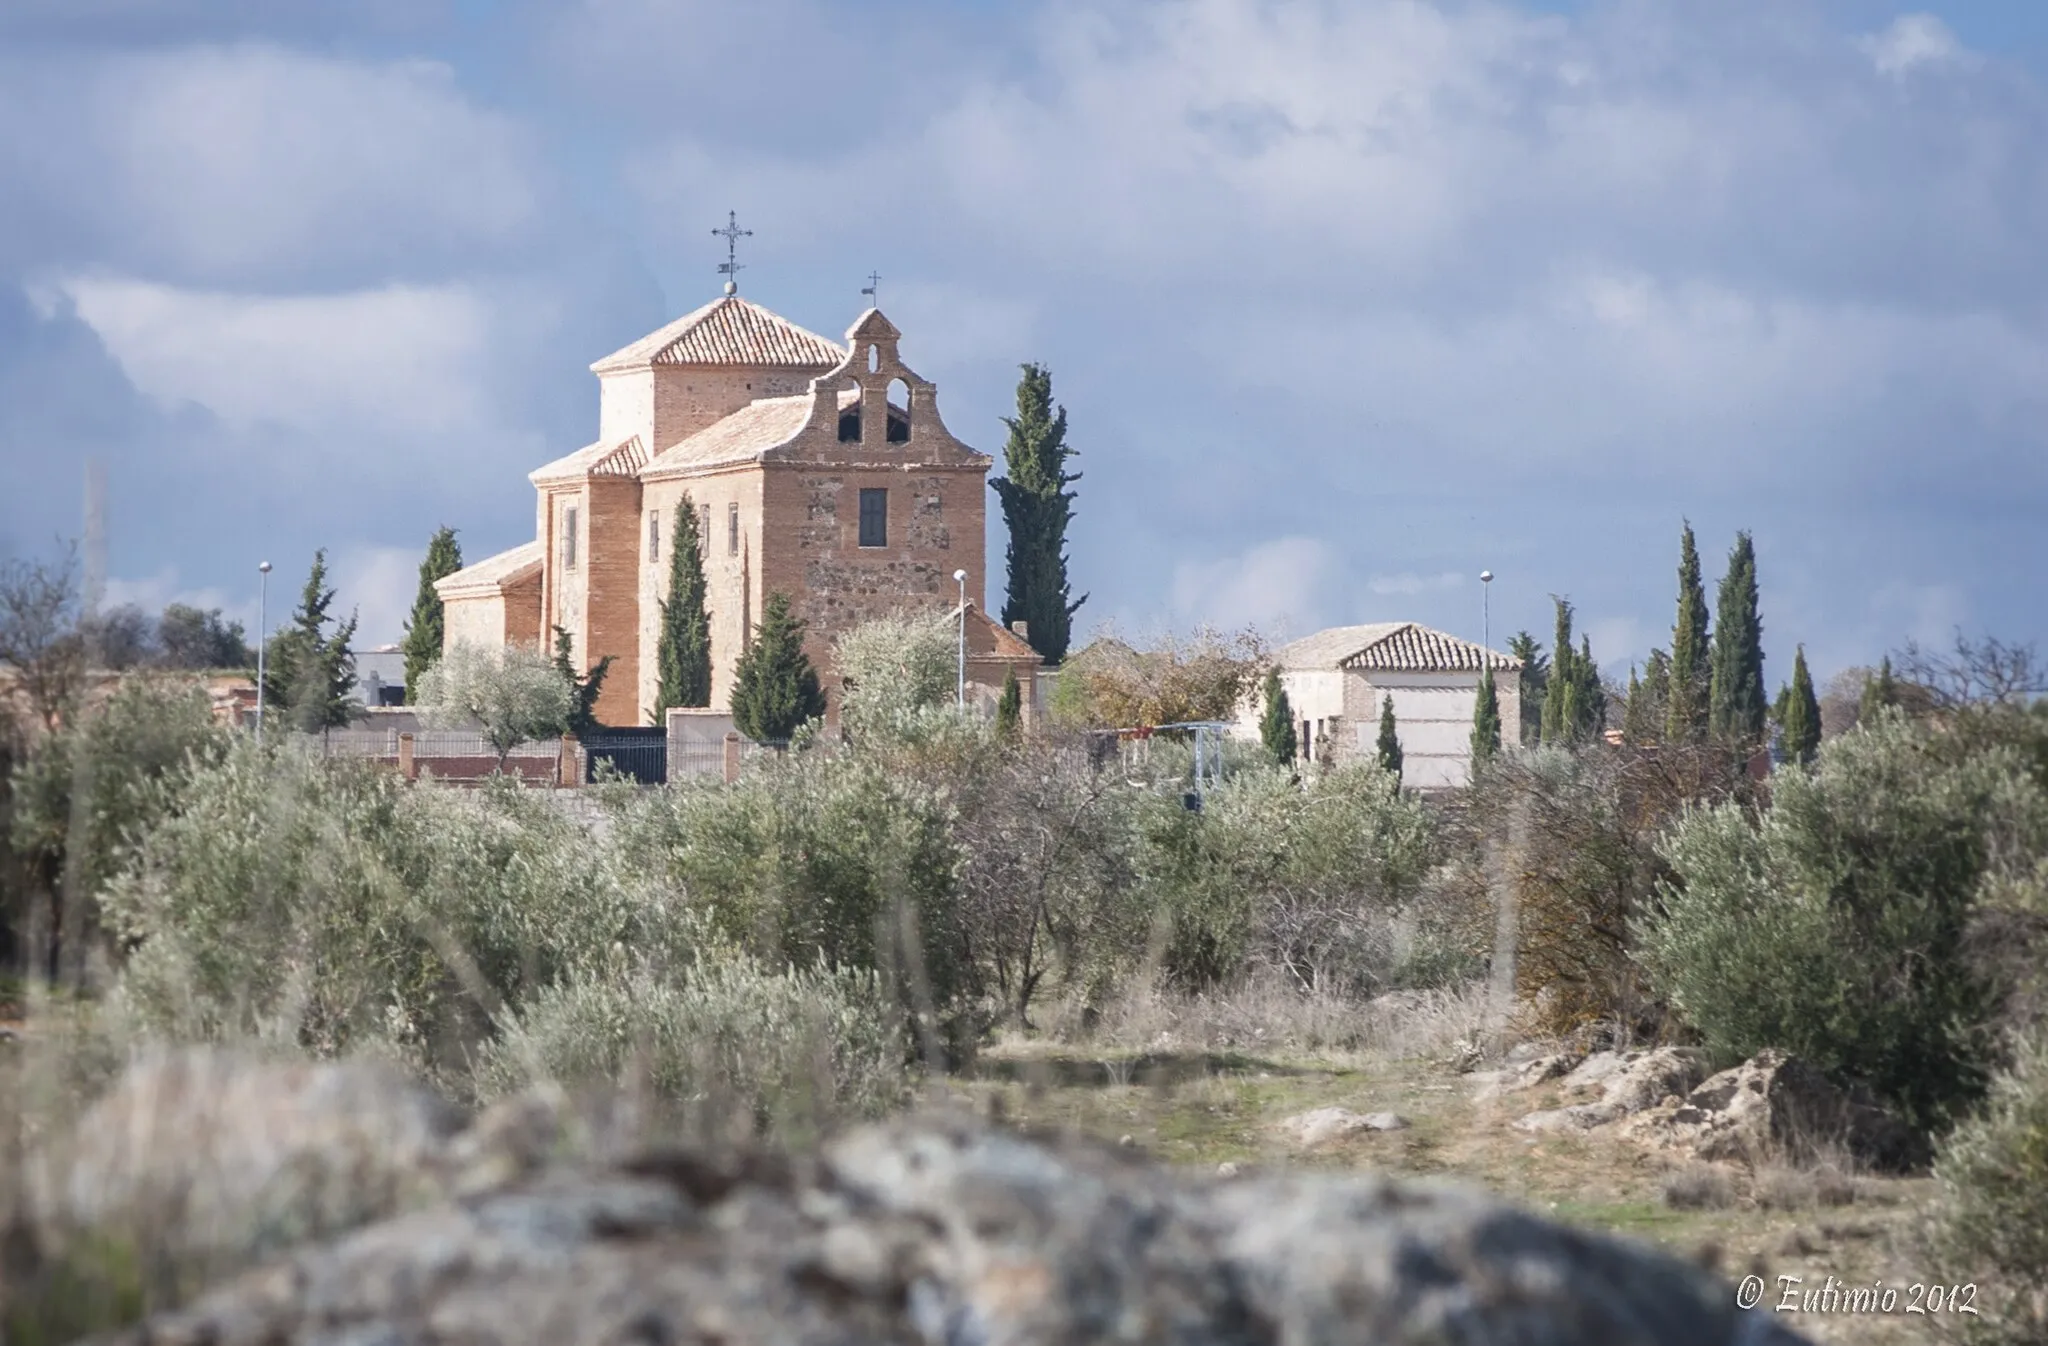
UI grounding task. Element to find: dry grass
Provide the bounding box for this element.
[1659,1163,1736,1210]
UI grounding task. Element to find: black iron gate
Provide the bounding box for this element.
[581,727,667,785]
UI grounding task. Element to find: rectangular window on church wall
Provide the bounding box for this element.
[859,488,887,548]
[647,512,660,563]
[700,504,712,550]
[563,506,578,570]
[728,502,740,557]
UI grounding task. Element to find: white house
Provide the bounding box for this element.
[1242,623,1522,789]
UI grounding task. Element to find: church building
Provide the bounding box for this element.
[436,283,1032,727]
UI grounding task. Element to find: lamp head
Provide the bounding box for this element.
[953,569,967,583]
[259,561,272,574]
[1480,570,1493,584]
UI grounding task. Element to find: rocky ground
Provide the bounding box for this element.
[7,1049,1818,1346]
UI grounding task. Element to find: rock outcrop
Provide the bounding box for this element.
[1510,1047,1708,1133]
[1274,1107,1411,1146]
[83,1109,1812,1346]
[1622,1048,1930,1174]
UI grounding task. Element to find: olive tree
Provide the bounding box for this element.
[416,641,573,768]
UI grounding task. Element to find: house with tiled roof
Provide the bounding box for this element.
[436,286,1033,727]
[1239,622,1523,789]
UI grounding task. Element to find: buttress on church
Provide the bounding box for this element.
[435,287,1042,729]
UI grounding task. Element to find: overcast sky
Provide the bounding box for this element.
[2,0,2044,687]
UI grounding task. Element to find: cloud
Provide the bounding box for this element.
[1860,14,1970,76]
[1170,536,1335,637]
[1366,571,1465,597]
[0,43,547,286]
[328,545,422,649]
[50,276,498,440]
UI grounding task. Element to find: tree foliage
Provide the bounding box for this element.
[991,364,1085,663]
[1507,631,1548,746]
[1639,713,2048,1133]
[0,544,85,734]
[552,625,614,738]
[730,593,825,743]
[1538,598,1604,747]
[834,610,956,745]
[401,527,461,704]
[1707,530,1766,744]
[1259,668,1297,765]
[1778,645,1821,766]
[995,667,1022,740]
[1666,521,1710,743]
[417,641,573,767]
[262,550,360,734]
[655,495,713,716]
[1470,665,1502,766]
[158,603,252,671]
[1051,628,1263,729]
[1376,694,1403,782]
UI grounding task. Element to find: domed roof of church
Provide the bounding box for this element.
[589,294,846,374]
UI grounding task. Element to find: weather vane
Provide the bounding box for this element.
[712,211,752,293]
[861,270,881,308]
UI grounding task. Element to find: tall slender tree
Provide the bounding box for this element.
[264,549,359,733]
[1259,667,1298,765]
[995,666,1022,740]
[1507,630,1548,746]
[1470,664,1502,766]
[1780,645,1821,765]
[992,364,1086,663]
[1376,693,1403,782]
[401,526,462,703]
[655,495,713,717]
[1708,531,1766,742]
[553,624,615,737]
[1538,598,1605,746]
[1860,656,1900,723]
[1665,521,1710,743]
[730,592,825,742]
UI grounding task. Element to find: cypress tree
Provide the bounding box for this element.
[1860,656,1899,724]
[992,364,1086,663]
[730,592,825,743]
[1781,644,1821,765]
[1508,631,1547,746]
[1665,521,1710,743]
[1376,693,1403,782]
[1708,531,1766,742]
[553,624,615,737]
[654,495,713,715]
[995,666,1022,740]
[1622,665,1648,745]
[1259,667,1298,765]
[401,526,461,703]
[264,549,358,733]
[1539,598,1604,747]
[1471,664,1502,766]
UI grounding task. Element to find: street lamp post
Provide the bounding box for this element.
[1480,570,1493,651]
[953,569,968,712]
[256,561,272,742]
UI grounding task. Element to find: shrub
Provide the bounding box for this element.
[97,741,648,1078]
[1638,713,2048,1132]
[475,952,907,1144]
[8,675,228,979]
[610,752,973,1056]
[1921,1033,2048,1344]
[835,611,957,744]
[1139,763,1434,995]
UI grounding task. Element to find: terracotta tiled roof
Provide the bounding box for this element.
[590,296,846,374]
[435,541,543,597]
[639,395,815,477]
[528,435,648,483]
[1277,622,1518,673]
[950,601,1043,663]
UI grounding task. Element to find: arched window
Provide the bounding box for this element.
[886,378,911,443]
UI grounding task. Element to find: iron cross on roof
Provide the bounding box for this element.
[712,211,752,293]
[862,271,881,307]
